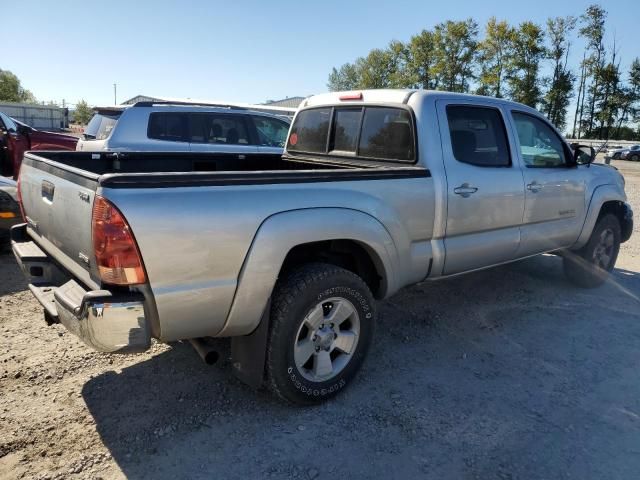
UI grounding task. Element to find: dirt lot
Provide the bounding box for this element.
[1,160,639,480]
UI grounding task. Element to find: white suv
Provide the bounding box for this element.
[76,102,291,154]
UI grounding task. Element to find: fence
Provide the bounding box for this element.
[0,102,68,131]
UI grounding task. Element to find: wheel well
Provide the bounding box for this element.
[599,200,632,242]
[279,240,384,298]
[599,200,625,223]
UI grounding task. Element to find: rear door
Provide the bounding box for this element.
[188,113,257,154]
[508,111,587,255]
[436,101,525,275]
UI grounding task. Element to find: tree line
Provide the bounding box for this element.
[327,5,640,141]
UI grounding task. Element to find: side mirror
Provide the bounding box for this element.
[573,144,595,165]
[16,124,30,135]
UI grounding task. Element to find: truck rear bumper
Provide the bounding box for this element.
[11,224,151,353]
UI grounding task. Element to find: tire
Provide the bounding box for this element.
[563,214,621,288]
[631,154,639,162]
[266,263,376,405]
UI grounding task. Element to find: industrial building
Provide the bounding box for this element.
[0,102,68,130]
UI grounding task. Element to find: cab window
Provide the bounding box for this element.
[446,106,510,167]
[512,112,569,167]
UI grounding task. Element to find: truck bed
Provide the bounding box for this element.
[17,150,433,343]
[27,151,425,190]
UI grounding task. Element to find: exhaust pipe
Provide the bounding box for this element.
[189,338,219,365]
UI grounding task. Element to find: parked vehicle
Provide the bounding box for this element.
[620,145,640,161]
[0,112,78,179]
[0,176,20,247]
[12,90,633,405]
[76,102,291,155]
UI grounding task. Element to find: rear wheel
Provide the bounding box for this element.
[266,263,376,405]
[563,214,621,288]
[630,153,639,161]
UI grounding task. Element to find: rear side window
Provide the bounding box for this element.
[189,113,250,145]
[446,106,510,167]
[288,106,415,162]
[148,113,188,142]
[85,112,121,140]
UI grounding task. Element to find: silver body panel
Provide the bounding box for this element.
[19,90,629,346]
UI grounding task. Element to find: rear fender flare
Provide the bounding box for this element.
[218,207,398,337]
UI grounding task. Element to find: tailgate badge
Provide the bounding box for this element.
[78,191,91,203]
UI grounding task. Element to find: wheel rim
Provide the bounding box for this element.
[592,227,615,270]
[293,297,360,382]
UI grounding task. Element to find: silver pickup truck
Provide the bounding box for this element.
[11,90,633,405]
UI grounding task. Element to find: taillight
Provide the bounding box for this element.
[339,92,363,101]
[92,196,146,285]
[16,176,26,221]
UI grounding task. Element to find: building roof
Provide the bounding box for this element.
[263,97,306,108]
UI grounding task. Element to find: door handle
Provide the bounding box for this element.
[526,182,542,193]
[453,183,478,198]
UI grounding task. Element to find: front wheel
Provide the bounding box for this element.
[630,154,639,162]
[266,263,376,405]
[563,214,621,288]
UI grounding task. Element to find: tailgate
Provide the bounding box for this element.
[19,154,99,287]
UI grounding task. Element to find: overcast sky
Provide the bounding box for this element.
[4,0,639,108]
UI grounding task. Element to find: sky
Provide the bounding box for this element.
[4,0,640,108]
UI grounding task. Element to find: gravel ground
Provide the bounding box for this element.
[1,160,639,480]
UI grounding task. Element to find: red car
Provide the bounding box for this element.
[0,111,78,179]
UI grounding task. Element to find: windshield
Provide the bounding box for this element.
[84,112,121,140]
[0,112,18,132]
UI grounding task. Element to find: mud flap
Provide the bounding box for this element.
[230,299,271,389]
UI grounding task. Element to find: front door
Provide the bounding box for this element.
[508,111,587,256]
[437,102,525,275]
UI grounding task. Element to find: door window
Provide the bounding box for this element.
[252,116,289,147]
[189,113,249,145]
[512,112,568,167]
[446,106,510,167]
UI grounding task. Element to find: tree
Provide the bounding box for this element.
[406,29,438,89]
[431,19,479,92]
[615,58,640,136]
[542,16,576,130]
[578,4,607,136]
[506,21,545,107]
[74,100,93,125]
[327,63,361,91]
[476,18,513,97]
[0,69,36,103]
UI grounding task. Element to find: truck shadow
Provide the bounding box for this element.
[0,249,28,296]
[81,254,640,479]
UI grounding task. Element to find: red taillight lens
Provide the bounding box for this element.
[16,176,26,221]
[92,196,146,285]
